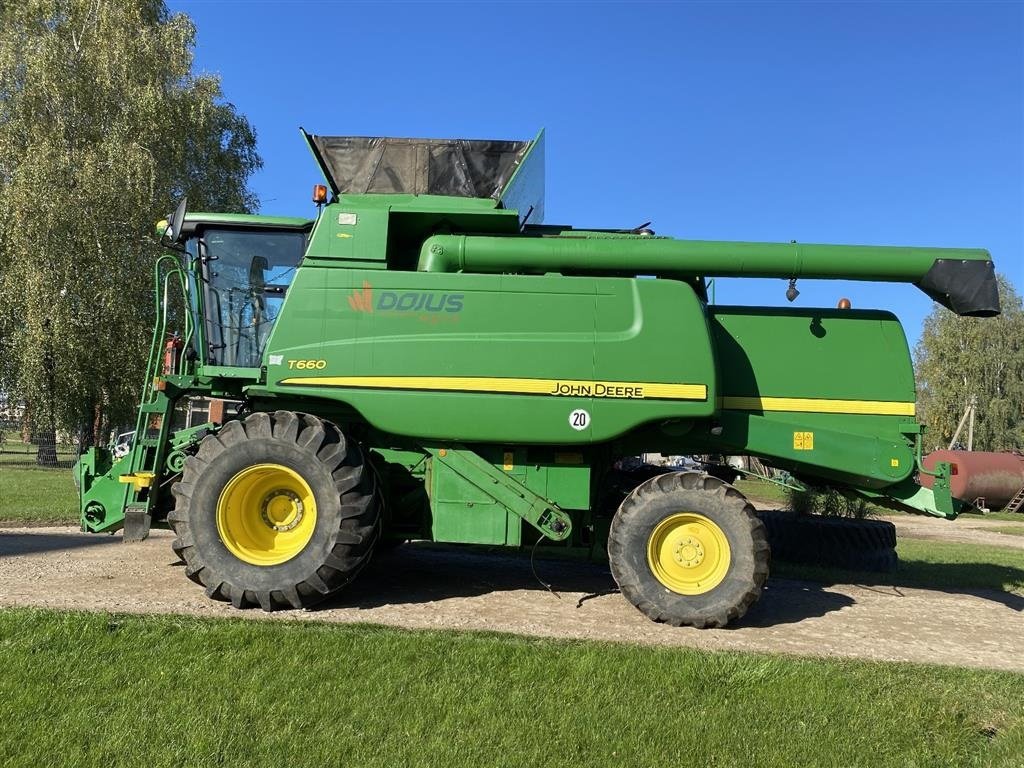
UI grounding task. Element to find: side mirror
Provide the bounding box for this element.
[249,256,269,291]
[162,197,188,246]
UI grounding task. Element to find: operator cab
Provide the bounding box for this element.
[198,226,307,367]
[168,210,313,369]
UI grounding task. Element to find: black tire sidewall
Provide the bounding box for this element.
[188,436,344,592]
[755,510,897,570]
[611,478,764,622]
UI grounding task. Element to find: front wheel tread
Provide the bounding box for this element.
[169,411,378,611]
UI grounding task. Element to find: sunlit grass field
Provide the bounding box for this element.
[0,458,78,524]
[0,608,1021,768]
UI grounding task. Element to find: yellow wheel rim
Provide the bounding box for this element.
[216,463,317,566]
[646,512,731,595]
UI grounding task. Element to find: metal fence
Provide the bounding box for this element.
[0,409,86,470]
[0,396,236,471]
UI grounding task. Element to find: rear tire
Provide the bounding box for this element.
[169,411,378,610]
[756,510,897,572]
[609,472,769,628]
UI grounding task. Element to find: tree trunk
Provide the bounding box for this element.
[89,401,104,449]
[34,426,57,467]
[20,405,32,443]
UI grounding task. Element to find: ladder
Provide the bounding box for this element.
[1006,484,1024,515]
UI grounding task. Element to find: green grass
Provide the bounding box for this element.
[733,477,790,505]
[773,538,1024,594]
[0,608,1021,768]
[961,510,1024,522]
[0,464,78,524]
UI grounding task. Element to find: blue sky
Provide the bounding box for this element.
[171,0,1023,348]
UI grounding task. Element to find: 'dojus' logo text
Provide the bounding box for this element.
[347,281,464,314]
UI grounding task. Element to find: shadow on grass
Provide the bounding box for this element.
[313,542,855,627]
[771,558,1024,613]
[0,531,119,558]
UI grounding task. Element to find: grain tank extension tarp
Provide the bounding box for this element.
[303,131,531,199]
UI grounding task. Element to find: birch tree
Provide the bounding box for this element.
[0,0,261,462]
[915,275,1024,452]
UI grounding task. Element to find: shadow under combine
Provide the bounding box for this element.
[316,542,616,611]
[313,542,857,628]
[731,580,857,628]
[0,530,120,558]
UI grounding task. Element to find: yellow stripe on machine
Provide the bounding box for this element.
[278,376,708,401]
[721,396,915,416]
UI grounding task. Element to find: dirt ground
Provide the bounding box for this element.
[1,514,1022,672]
[882,513,1024,550]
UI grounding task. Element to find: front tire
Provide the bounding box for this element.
[168,411,378,610]
[608,472,769,628]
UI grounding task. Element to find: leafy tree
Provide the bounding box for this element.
[0,0,261,462]
[915,275,1024,452]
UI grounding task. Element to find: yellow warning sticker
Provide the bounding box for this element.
[793,431,814,450]
[890,458,900,468]
[503,451,514,471]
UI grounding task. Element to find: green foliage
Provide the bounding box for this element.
[787,486,870,518]
[914,275,1024,451]
[0,0,260,438]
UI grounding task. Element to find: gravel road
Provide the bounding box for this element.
[1,520,1022,672]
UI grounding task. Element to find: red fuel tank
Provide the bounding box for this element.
[921,450,1024,507]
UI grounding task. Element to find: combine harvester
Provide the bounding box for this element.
[75,131,1001,627]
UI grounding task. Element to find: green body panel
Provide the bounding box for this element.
[705,307,917,488]
[257,268,715,443]
[710,307,917,403]
[429,471,520,545]
[856,475,960,520]
[75,447,130,530]
[306,195,519,271]
[370,443,590,545]
[427,447,574,545]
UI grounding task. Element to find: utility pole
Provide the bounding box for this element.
[948,395,978,451]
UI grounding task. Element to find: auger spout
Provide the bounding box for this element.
[417,234,999,317]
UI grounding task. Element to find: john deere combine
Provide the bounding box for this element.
[75,130,1000,627]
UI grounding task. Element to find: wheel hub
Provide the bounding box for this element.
[261,490,304,532]
[216,464,318,566]
[674,537,705,567]
[647,512,731,595]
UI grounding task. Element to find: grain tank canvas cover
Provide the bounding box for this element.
[302,130,545,224]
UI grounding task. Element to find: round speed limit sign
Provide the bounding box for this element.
[568,409,590,431]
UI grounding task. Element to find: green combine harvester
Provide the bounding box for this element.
[75,130,1000,627]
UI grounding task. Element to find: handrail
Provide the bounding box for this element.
[137,253,194,418]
